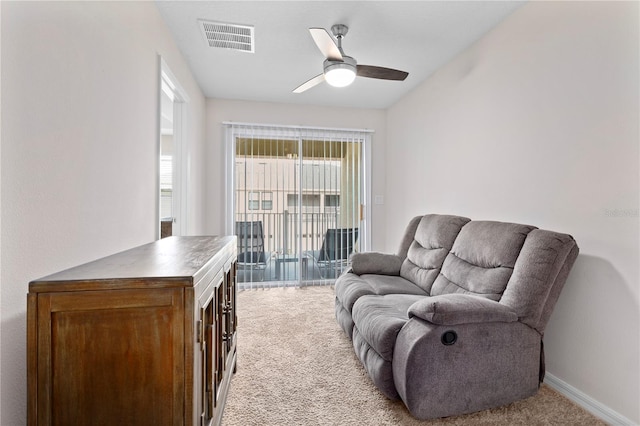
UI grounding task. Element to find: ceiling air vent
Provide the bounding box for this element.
[199,20,255,53]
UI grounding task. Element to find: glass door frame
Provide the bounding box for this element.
[224,123,373,284]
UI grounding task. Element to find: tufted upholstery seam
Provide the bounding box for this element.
[410,241,446,251]
[447,252,516,271]
[402,258,440,271]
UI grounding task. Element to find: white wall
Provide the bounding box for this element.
[205,99,387,250]
[386,1,639,423]
[1,2,206,424]
[0,1,3,420]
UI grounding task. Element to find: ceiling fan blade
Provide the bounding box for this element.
[293,74,325,93]
[309,28,343,61]
[357,65,409,81]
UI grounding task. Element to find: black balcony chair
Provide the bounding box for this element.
[307,228,359,279]
[236,221,271,282]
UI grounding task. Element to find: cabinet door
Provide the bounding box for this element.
[35,288,184,426]
[199,281,216,422]
[224,262,237,352]
[215,281,227,404]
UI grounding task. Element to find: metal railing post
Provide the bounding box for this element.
[283,210,289,255]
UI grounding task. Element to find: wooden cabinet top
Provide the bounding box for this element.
[29,236,236,293]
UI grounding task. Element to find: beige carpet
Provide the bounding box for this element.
[222,286,605,425]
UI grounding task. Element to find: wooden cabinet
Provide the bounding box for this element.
[27,236,237,426]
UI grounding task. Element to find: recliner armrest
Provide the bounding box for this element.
[408,294,518,325]
[350,252,402,276]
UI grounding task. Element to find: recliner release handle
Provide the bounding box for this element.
[441,330,457,346]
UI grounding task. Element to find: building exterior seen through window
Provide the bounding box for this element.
[236,159,341,215]
[235,152,353,256]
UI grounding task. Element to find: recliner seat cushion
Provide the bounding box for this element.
[351,294,426,399]
[352,294,425,360]
[431,221,536,300]
[335,273,426,313]
[334,273,426,338]
[335,301,355,339]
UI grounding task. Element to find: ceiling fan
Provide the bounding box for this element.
[293,24,409,93]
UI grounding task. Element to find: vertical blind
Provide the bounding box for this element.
[225,122,372,290]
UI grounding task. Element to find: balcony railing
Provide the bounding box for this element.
[235,211,340,256]
[235,211,362,285]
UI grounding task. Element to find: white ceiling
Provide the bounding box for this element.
[155,1,525,109]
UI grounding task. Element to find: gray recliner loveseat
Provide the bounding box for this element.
[334,214,579,419]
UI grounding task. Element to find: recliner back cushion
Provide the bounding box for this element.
[400,214,470,293]
[431,221,536,300]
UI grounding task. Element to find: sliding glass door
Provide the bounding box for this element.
[226,124,371,288]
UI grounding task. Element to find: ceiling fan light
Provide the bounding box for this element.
[324,59,357,88]
[325,68,356,87]
[325,67,356,87]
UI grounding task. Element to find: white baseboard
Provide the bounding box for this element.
[544,373,636,425]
